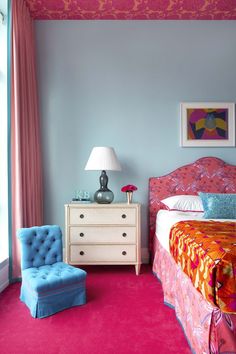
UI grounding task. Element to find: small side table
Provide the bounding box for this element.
[65,203,141,275]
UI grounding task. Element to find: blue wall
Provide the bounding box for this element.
[35,21,236,250]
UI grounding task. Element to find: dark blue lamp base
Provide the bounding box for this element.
[94,170,114,204]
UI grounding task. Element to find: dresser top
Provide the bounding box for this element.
[65,203,140,208]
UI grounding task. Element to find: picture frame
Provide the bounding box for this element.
[180,102,235,147]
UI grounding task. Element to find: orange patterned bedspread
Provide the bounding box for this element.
[169,220,236,314]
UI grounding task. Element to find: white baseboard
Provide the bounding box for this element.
[0,249,148,291]
[141,247,150,264]
[0,259,9,293]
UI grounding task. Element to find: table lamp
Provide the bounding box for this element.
[85,147,121,204]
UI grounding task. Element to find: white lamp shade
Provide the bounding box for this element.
[85,147,122,171]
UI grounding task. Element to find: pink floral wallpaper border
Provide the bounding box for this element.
[25,0,236,20]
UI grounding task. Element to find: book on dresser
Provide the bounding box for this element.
[64,203,141,275]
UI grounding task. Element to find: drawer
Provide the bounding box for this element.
[69,207,136,225]
[70,245,136,262]
[69,226,136,244]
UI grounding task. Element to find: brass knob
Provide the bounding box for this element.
[80,232,84,237]
[122,251,127,256]
[122,233,127,237]
[80,214,84,219]
[80,251,84,256]
[122,214,126,219]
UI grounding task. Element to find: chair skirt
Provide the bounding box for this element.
[20,262,86,318]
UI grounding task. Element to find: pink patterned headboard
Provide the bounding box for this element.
[149,157,236,254]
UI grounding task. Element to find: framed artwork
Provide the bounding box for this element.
[180,102,235,147]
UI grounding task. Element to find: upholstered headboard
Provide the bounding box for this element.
[149,157,236,253]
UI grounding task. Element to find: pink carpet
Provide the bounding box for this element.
[0,265,191,354]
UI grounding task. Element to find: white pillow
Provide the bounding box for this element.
[161,195,204,212]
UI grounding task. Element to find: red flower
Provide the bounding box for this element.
[121,184,138,192]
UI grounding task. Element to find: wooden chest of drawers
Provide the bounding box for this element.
[65,203,141,275]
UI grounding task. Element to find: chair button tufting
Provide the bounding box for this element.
[80,233,84,237]
[122,251,127,256]
[121,214,126,219]
[80,214,84,219]
[122,233,127,237]
[80,251,84,256]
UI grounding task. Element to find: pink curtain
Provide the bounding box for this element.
[11,0,43,279]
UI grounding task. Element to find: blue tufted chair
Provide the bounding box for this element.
[17,225,86,318]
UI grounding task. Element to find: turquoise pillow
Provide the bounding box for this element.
[198,192,236,219]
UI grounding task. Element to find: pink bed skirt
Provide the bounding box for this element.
[152,236,236,354]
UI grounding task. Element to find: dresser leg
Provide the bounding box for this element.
[135,264,141,275]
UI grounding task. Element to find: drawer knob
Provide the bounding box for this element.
[80,232,84,237]
[122,251,127,256]
[121,214,126,219]
[122,233,127,237]
[80,251,85,256]
[80,214,84,219]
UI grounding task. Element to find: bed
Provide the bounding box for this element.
[149,157,236,354]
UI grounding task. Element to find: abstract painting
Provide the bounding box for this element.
[180,102,235,147]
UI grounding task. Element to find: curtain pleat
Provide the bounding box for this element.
[11,0,43,279]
